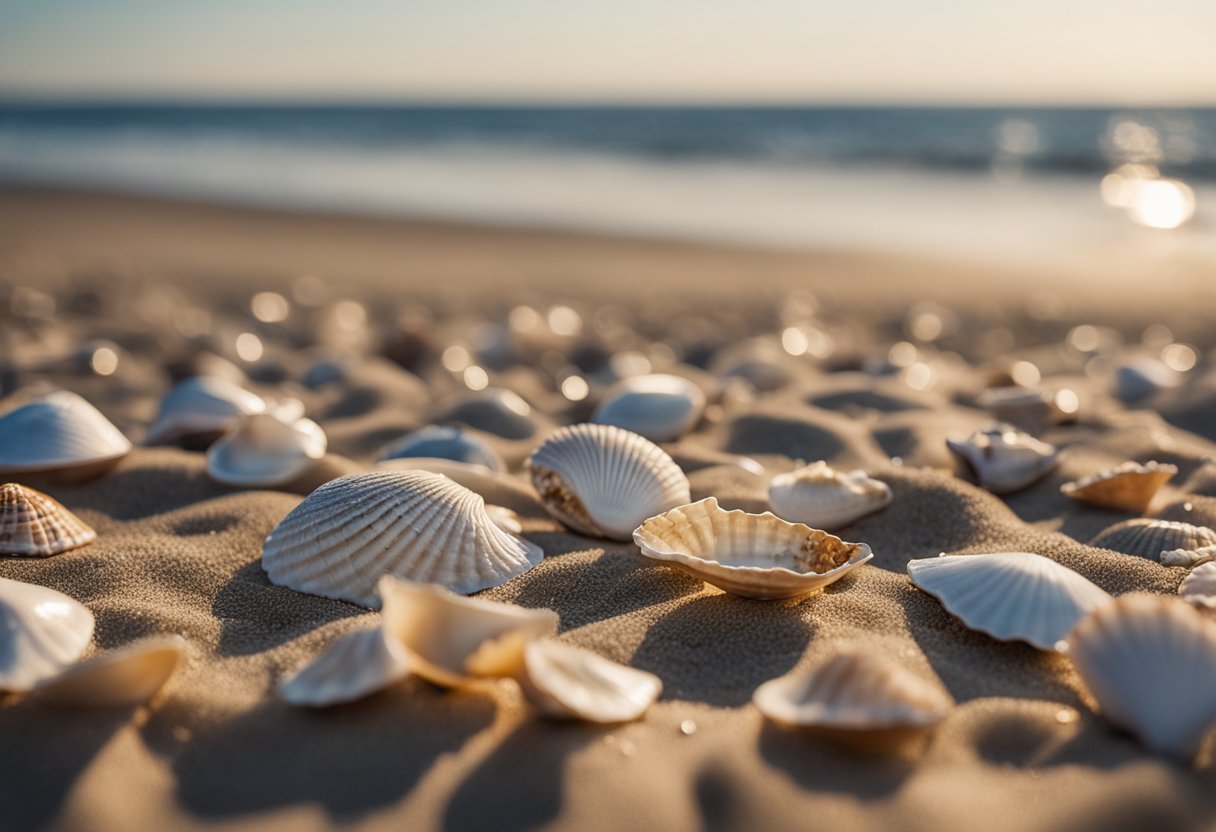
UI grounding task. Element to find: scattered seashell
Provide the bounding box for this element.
[946,425,1058,494]
[1161,545,1216,568]
[1060,461,1176,513]
[1089,518,1216,559]
[145,376,267,447]
[528,423,690,540]
[976,386,1070,426]
[1067,593,1216,760]
[279,627,411,707]
[434,389,538,440]
[377,425,505,472]
[376,457,544,515]
[906,552,1111,652]
[0,391,131,480]
[767,461,892,528]
[711,338,796,392]
[0,576,95,692]
[379,576,557,687]
[592,373,706,443]
[1179,562,1216,608]
[0,482,96,557]
[517,640,662,723]
[206,412,327,488]
[632,497,872,600]
[1114,357,1178,403]
[30,635,186,707]
[262,470,543,607]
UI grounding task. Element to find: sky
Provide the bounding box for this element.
[2,0,1215,104]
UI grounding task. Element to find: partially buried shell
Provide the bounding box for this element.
[1067,594,1216,760]
[145,376,267,447]
[29,635,186,707]
[376,457,545,515]
[767,461,892,528]
[434,389,538,441]
[0,391,131,480]
[1161,545,1216,568]
[1179,561,1216,608]
[1060,461,1176,513]
[279,627,412,707]
[528,423,690,540]
[0,482,96,556]
[206,412,327,488]
[1089,518,1216,559]
[592,373,706,443]
[517,640,662,723]
[377,424,505,472]
[632,497,873,600]
[946,425,1058,494]
[906,552,1111,652]
[0,576,94,692]
[262,471,544,607]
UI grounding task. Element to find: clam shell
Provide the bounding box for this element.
[206,412,327,488]
[517,640,662,723]
[767,461,892,528]
[0,576,95,692]
[376,457,545,515]
[279,627,412,707]
[377,425,505,472]
[1067,593,1216,760]
[1060,461,1176,513]
[946,425,1058,494]
[1161,545,1216,568]
[528,423,691,540]
[434,389,538,440]
[632,497,873,600]
[0,391,131,479]
[145,376,267,446]
[379,576,557,688]
[1179,561,1216,608]
[906,552,1111,652]
[30,635,186,707]
[262,471,544,607]
[0,482,96,557]
[592,373,706,443]
[1088,518,1216,559]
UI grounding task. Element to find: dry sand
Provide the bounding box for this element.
[2,185,1216,831]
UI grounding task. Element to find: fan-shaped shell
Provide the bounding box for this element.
[377,425,505,471]
[279,627,411,707]
[768,462,892,528]
[906,552,1111,652]
[1161,545,1216,568]
[1067,594,1216,760]
[0,391,131,479]
[145,376,267,446]
[1060,461,1176,513]
[592,374,706,443]
[206,412,327,487]
[30,635,186,707]
[946,425,1058,494]
[632,497,873,600]
[379,576,557,688]
[1089,518,1216,559]
[262,471,544,607]
[517,640,662,723]
[376,457,545,515]
[1179,562,1216,608]
[0,482,96,557]
[528,423,690,540]
[0,576,94,692]
[434,389,538,440]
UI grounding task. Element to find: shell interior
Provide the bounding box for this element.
[519,640,662,723]
[1060,461,1176,513]
[30,635,186,707]
[279,627,412,707]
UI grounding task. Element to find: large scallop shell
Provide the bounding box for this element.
[206,412,327,488]
[1179,561,1216,608]
[632,497,873,600]
[0,482,96,557]
[379,576,557,688]
[262,471,544,607]
[0,391,131,479]
[906,552,1111,652]
[527,423,691,540]
[1067,594,1216,760]
[29,635,186,707]
[1060,461,1176,513]
[377,425,505,472]
[517,640,662,723]
[0,576,95,692]
[145,376,267,446]
[592,373,706,443]
[767,461,892,528]
[279,627,412,707]
[1088,518,1216,559]
[376,457,545,515]
[946,425,1058,494]
[1161,545,1216,568]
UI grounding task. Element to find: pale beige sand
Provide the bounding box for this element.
[2,186,1216,832]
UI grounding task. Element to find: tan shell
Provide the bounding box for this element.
[946,425,1058,494]
[206,412,327,488]
[767,461,892,528]
[1179,562,1216,608]
[0,391,131,479]
[1060,461,1176,513]
[518,640,662,723]
[279,627,412,707]
[0,576,95,692]
[1089,518,1216,559]
[1161,545,1216,568]
[0,482,96,557]
[30,635,186,707]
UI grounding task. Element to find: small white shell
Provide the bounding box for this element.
[0,482,96,557]
[1089,518,1216,559]
[1161,545,1216,568]
[0,391,131,479]
[632,497,873,600]
[379,576,557,688]
[906,552,1111,652]
[946,425,1058,494]
[1060,461,1176,513]
[768,461,892,528]
[434,389,538,441]
[592,374,706,442]
[206,412,327,488]
[0,576,95,692]
[29,635,186,707]
[279,627,411,707]
[376,457,545,515]
[518,640,662,723]
[528,423,691,540]
[145,376,267,446]
[377,425,505,472]
[1179,562,1216,608]
[1067,594,1216,760]
[262,471,544,608]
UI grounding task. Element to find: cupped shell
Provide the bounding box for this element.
[946,425,1058,494]
[30,635,186,707]
[528,423,690,540]
[1162,545,1216,568]
[517,640,662,723]
[262,471,544,607]
[0,391,131,479]
[632,497,873,600]
[1089,518,1216,559]
[207,412,327,487]
[145,376,266,446]
[1179,561,1216,608]
[592,373,706,443]
[1060,461,1176,513]
[767,461,892,528]
[377,425,505,472]
[0,576,95,692]
[0,482,96,557]
[906,552,1111,652]
[279,627,411,707]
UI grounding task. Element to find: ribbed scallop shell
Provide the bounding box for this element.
[528,423,691,540]
[767,462,892,528]
[592,374,706,443]
[1179,562,1216,608]
[377,425,505,472]
[262,471,544,607]
[376,457,545,515]
[518,640,662,723]
[1089,518,1216,559]
[906,552,1111,652]
[0,391,131,478]
[30,635,186,707]
[0,482,96,557]
[145,376,266,446]
[1060,461,1176,513]
[279,627,412,707]
[946,425,1058,494]
[1161,545,1216,568]
[1067,594,1216,760]
[0,576,95,692]
[207,412,327,487]
[632,497,873,600]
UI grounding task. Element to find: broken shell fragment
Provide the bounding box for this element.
[1060,461,1176,513]
[0,576,95,692]
[767,461,892,528]
[1089,518,1216,559]
[0,391,131,480]
[279,627,412,707]
[206,412,327,488]
[518,640,662,723]
[30,635,186,707]
[0,482,96,557]
[946,425,1058,494]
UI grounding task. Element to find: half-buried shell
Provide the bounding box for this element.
[279,627,412,707]
[29,635,186,707]
[767,461,892,528]
[1089,518,1216,559]
[1060,461,1176,513]
[0,391,131,480]
[0,576,95,692]
[592,373,706,443]
[206,412,327,488]
[377,425,505,472]
[946,425,1058,494]
[517,640,662,723]
[1179,562,1216,608]
[0,482,96,557]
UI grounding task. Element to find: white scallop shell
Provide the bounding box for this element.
[30,635,186,707]
[906,552,1111,652]
[1089,518,1216,559]
[379,576,557,688]
[592,374,706,442]
[1060,461,1176,513]
[632,497,873,600]
[517,640,662,723]
[262,471,544,607]
[145,376,267,445]
[528,423,691,540]
[1161,545,1216,568]
[0,576,95,692]
[279,627,411,707]
[946,425,1058,494]
[376,457,545,515]
[1179,562,1216,608]
[377,425,505,472]
[1067,593,1216,760]
[0,391,131,478]
[767,461,892,528]
[0,482,96,557]
[206,412,327,488]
